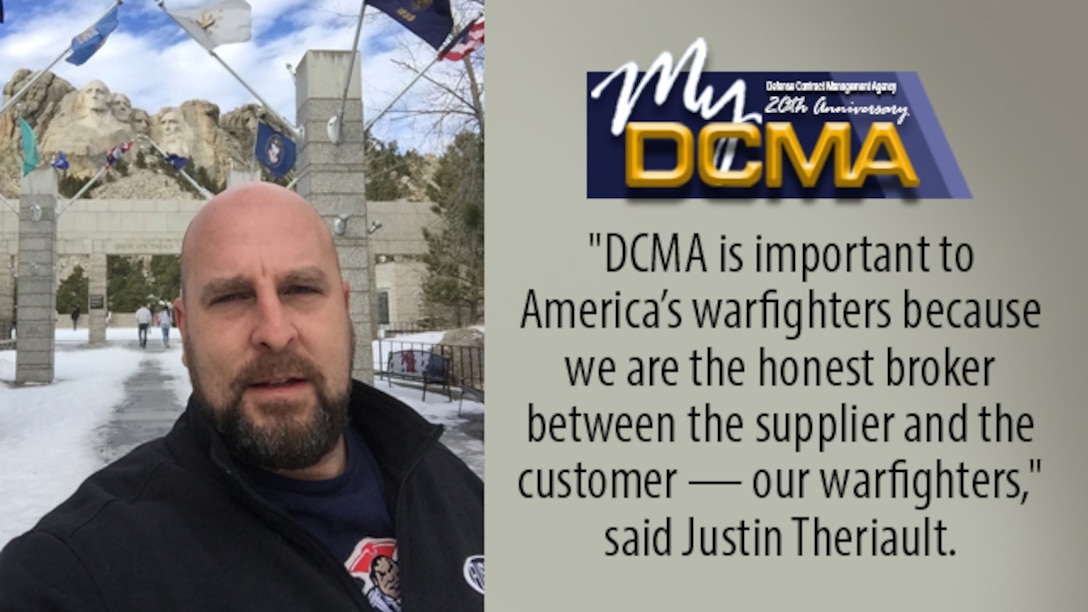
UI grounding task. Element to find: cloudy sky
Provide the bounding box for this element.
[0,0,481,153]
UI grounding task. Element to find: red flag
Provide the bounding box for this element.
[438,16,484,61]
[106,141,133,167]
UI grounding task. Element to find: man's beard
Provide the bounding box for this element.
[189,345,354,471]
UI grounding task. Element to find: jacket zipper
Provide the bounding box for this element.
[391,426,444,611]
[212,452,375,610]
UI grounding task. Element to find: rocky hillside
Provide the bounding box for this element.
[88,166,203,201]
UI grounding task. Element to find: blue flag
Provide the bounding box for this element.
[164,153,189,170]
[255,121,296,179]
[67,6,119,66]
[52,151,69,170]
[20,118,38,176]
[369,0,452,50]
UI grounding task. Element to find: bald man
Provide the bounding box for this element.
[0,184,484,611]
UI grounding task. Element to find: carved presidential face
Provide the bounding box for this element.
[160,110,182,135]
[156,109,189,154]
[131,109,150,134]
[78,80,110,114]
[110,94,132,123]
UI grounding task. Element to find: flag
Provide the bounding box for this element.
[105,141,132,167]
[255,121,296,179]
[439,16,484,61]
[20,118,39,176]
[369,0,452,51]
[52,151,70,171]
[164,153,189,170]
[66,6,119,66]
[167,0,252,51]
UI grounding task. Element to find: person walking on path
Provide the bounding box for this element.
[135,304,152,348]
[70,304,80,330]
[157,307,173,348]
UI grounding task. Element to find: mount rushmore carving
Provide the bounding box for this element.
[1,69,273,194]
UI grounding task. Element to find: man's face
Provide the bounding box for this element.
[175,187,354,471]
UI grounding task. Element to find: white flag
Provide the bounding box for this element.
[168,0,252,51]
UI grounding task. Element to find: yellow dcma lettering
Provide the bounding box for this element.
[840,122,918,188]
[625,121,919,189]
[765,122,852,188]
[698,122,761,187]
[625,122,693,188]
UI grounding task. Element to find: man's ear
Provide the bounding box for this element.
[342,280,351,308]
[173,297,188,368]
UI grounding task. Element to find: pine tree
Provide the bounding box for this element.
[148,255,182,303]
[58,174,96,199]
[56,265,89,315]
[107,256,151,312]
[365,134,416,201]
[421,131,484,326]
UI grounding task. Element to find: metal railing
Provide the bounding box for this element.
[0,319,13,350]
[376,338,484,397]
[379,321,431,338]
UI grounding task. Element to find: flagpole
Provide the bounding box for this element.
[0,195,18,216]
[362,12,481,133]
[136,135,213,199]
[364,56,439,132]
[0,0,123,118]
[328,1,368,145]
[156,0,302,140]
[57,165,110,217]
[205,50,301,140]
[285,166,311,191]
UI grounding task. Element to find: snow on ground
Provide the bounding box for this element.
[0,328,482,549]
[0,331,147,546]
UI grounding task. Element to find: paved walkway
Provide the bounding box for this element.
[97,355,182,464]
[93,346,485,479]
[441,412,484,478]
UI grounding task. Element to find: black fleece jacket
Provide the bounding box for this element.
[0,381,484,611]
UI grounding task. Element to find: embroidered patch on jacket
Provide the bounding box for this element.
[345,537,401,611]
[463,555,485,595]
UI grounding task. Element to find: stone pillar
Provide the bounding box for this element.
[88,247,107,346]
[0,254,13,339]
[227,169,261,188]
[295,50,375,384]
[16,168,58,384]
